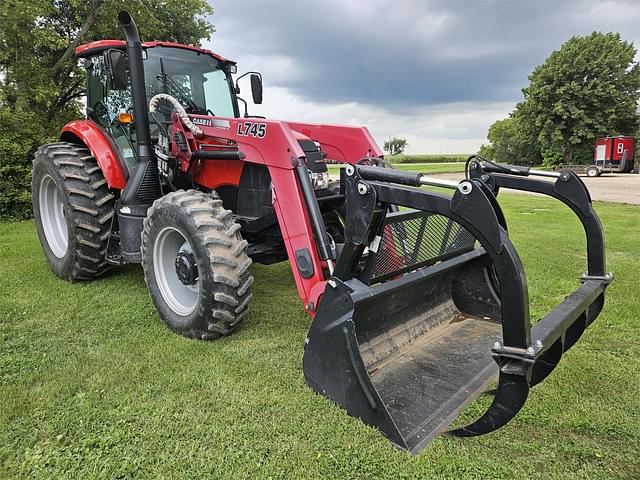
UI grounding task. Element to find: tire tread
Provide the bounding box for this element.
[142,189,253,340]
[33,142,114,281]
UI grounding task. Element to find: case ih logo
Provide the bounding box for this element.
[191,117,212,127]
[191,118,231,129]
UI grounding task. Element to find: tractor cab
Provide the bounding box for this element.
[78,42,239,173]
[77,40,330,189]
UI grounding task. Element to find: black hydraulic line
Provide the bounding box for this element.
[294,160,334,262]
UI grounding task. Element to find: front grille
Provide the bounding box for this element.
[370,209,476,282]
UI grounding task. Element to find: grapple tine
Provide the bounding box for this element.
[482,388,498,397]
[447,372,529,437]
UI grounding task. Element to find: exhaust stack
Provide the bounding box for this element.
[117,11,161,262]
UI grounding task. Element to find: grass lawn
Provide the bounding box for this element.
[328,162,466,176]
[1,195,639,479]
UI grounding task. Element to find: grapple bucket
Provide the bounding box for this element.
[303,162,611,453]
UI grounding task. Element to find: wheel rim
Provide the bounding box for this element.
[153,227,200,316]
[39,175,68,258]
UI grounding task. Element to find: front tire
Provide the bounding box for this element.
[141,190,253,340]
[31,142,115,281]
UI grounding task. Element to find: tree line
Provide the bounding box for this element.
[479,32,640,166]
[0,0,214,219]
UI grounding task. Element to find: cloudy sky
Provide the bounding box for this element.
[204,0,640,153]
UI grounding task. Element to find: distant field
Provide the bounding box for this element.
[328,162,466,176]
[388,154,469,164]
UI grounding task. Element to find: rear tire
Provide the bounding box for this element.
[31,142,115,281]
[141,190,253,340]
[586,166,601,177]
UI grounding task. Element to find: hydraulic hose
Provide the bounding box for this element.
[149,94,204,137]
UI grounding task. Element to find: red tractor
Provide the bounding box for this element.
[32,12,612,453]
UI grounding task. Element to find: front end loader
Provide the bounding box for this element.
[31,11,611,453]
[303,162,611,452]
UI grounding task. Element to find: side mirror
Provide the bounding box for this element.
[104,49,128,90]
[250,73,263,104]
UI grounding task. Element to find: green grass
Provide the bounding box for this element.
[328,162,466,176]
[1,196,639,479]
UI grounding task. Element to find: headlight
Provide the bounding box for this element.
[310,171,330,190]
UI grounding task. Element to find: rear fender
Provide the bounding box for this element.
[61,120,128,190]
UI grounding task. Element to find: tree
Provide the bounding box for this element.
[518,32,640,165]
[0,0,214,218]
[478,115,542,165]
[384,137,408,156]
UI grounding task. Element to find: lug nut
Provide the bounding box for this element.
[357,183,369,195]
[345,165,355,176]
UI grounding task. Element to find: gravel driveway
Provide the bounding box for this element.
[431,172,639,205]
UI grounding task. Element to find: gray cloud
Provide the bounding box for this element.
[203,0,640,152]
[208,0,640,110]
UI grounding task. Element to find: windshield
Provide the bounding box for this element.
[144,46,236,117]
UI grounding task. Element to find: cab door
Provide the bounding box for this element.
[85,53,138,173]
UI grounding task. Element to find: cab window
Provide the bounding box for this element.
[86,54,137,171]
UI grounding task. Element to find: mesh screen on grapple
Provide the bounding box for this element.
[370,211,475,282]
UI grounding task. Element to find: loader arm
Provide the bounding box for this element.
[175,115,341,313]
